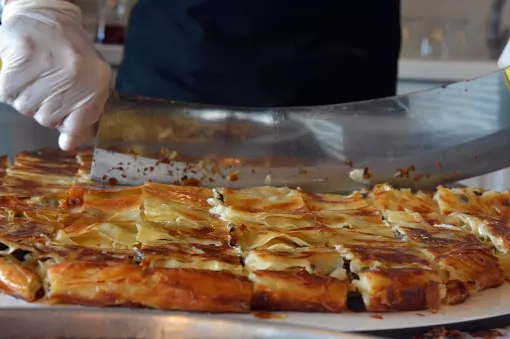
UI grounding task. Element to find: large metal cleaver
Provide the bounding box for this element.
[91,68,510,193]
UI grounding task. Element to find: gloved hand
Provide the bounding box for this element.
[498,38,510,69]
[0,0,112,151]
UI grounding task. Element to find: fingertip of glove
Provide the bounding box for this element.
[58,133,73,151]
[58,132,87,151]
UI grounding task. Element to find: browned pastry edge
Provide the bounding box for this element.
[0,257,42,302]
[46,264,253,313]
[357,268,443,313]
[249,270,349,312]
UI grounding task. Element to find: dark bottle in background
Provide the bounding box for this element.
[95,0,130,45]
[97,24,126,44]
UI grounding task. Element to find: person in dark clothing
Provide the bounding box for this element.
[0,0,400,150]
[118,1,401,107]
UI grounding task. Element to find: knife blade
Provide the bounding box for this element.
[91,68,510,193]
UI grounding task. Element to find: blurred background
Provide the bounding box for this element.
[1,0,510,190]
[82,0,510,93]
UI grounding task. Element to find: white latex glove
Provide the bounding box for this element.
[0,0,112,150]
[498,38,510,69]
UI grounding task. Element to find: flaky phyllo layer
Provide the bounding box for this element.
[0,147,508,313]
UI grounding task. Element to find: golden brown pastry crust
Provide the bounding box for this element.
[46,264,252,313]
[371,183,440,214]
[355,268,443,312]
[0,257,42,302]
[424,247,504,304]
[250,270,349,312]
[0,148,508,315]
[434,186,510,218]
[0,156,9,179]
[6,148,81,185]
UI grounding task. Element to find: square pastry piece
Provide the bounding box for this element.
[244,248,349,312]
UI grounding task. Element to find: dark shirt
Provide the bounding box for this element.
[116,0,401,107]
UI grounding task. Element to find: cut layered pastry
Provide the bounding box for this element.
[6,148,82,185]
[0,148,94,205]
[0,214,249,311]
[338,241,444,312]
[0,155,9,179]
[208,186,313,228]
[0,194,61,222]
[243,247,349,312]
[0,147,509,314]
[213,184,510,313]
[75,148,93,182]
[39,242,251,313]
[209,186,374,229]
[371,185,507,303]
[139,182,230,246]
[392,221,504,305]
[143,182,216,223]
[369,183,463,227]
[0,216,61,301]
[433,186,510,279]
[229,224,396,251]
[56,186,142,250]
[132,241,251,312]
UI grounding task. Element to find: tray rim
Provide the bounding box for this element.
[0,307,378,339]
[1,281,510,333]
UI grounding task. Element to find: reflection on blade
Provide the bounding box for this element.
[91,68,510,193]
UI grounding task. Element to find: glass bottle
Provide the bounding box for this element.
[96,0,131,45]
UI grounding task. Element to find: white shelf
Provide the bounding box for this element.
[398,59,498,82]
[95,44,124,67]
[94,44,499,82]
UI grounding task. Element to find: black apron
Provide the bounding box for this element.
[116,0,401,107]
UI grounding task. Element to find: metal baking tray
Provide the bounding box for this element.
[0,103,473,338]
[0,308,381,339]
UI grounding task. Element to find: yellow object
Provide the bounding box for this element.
[401,27,409,42]
[430,28,444,43]
[504,67,510,91]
